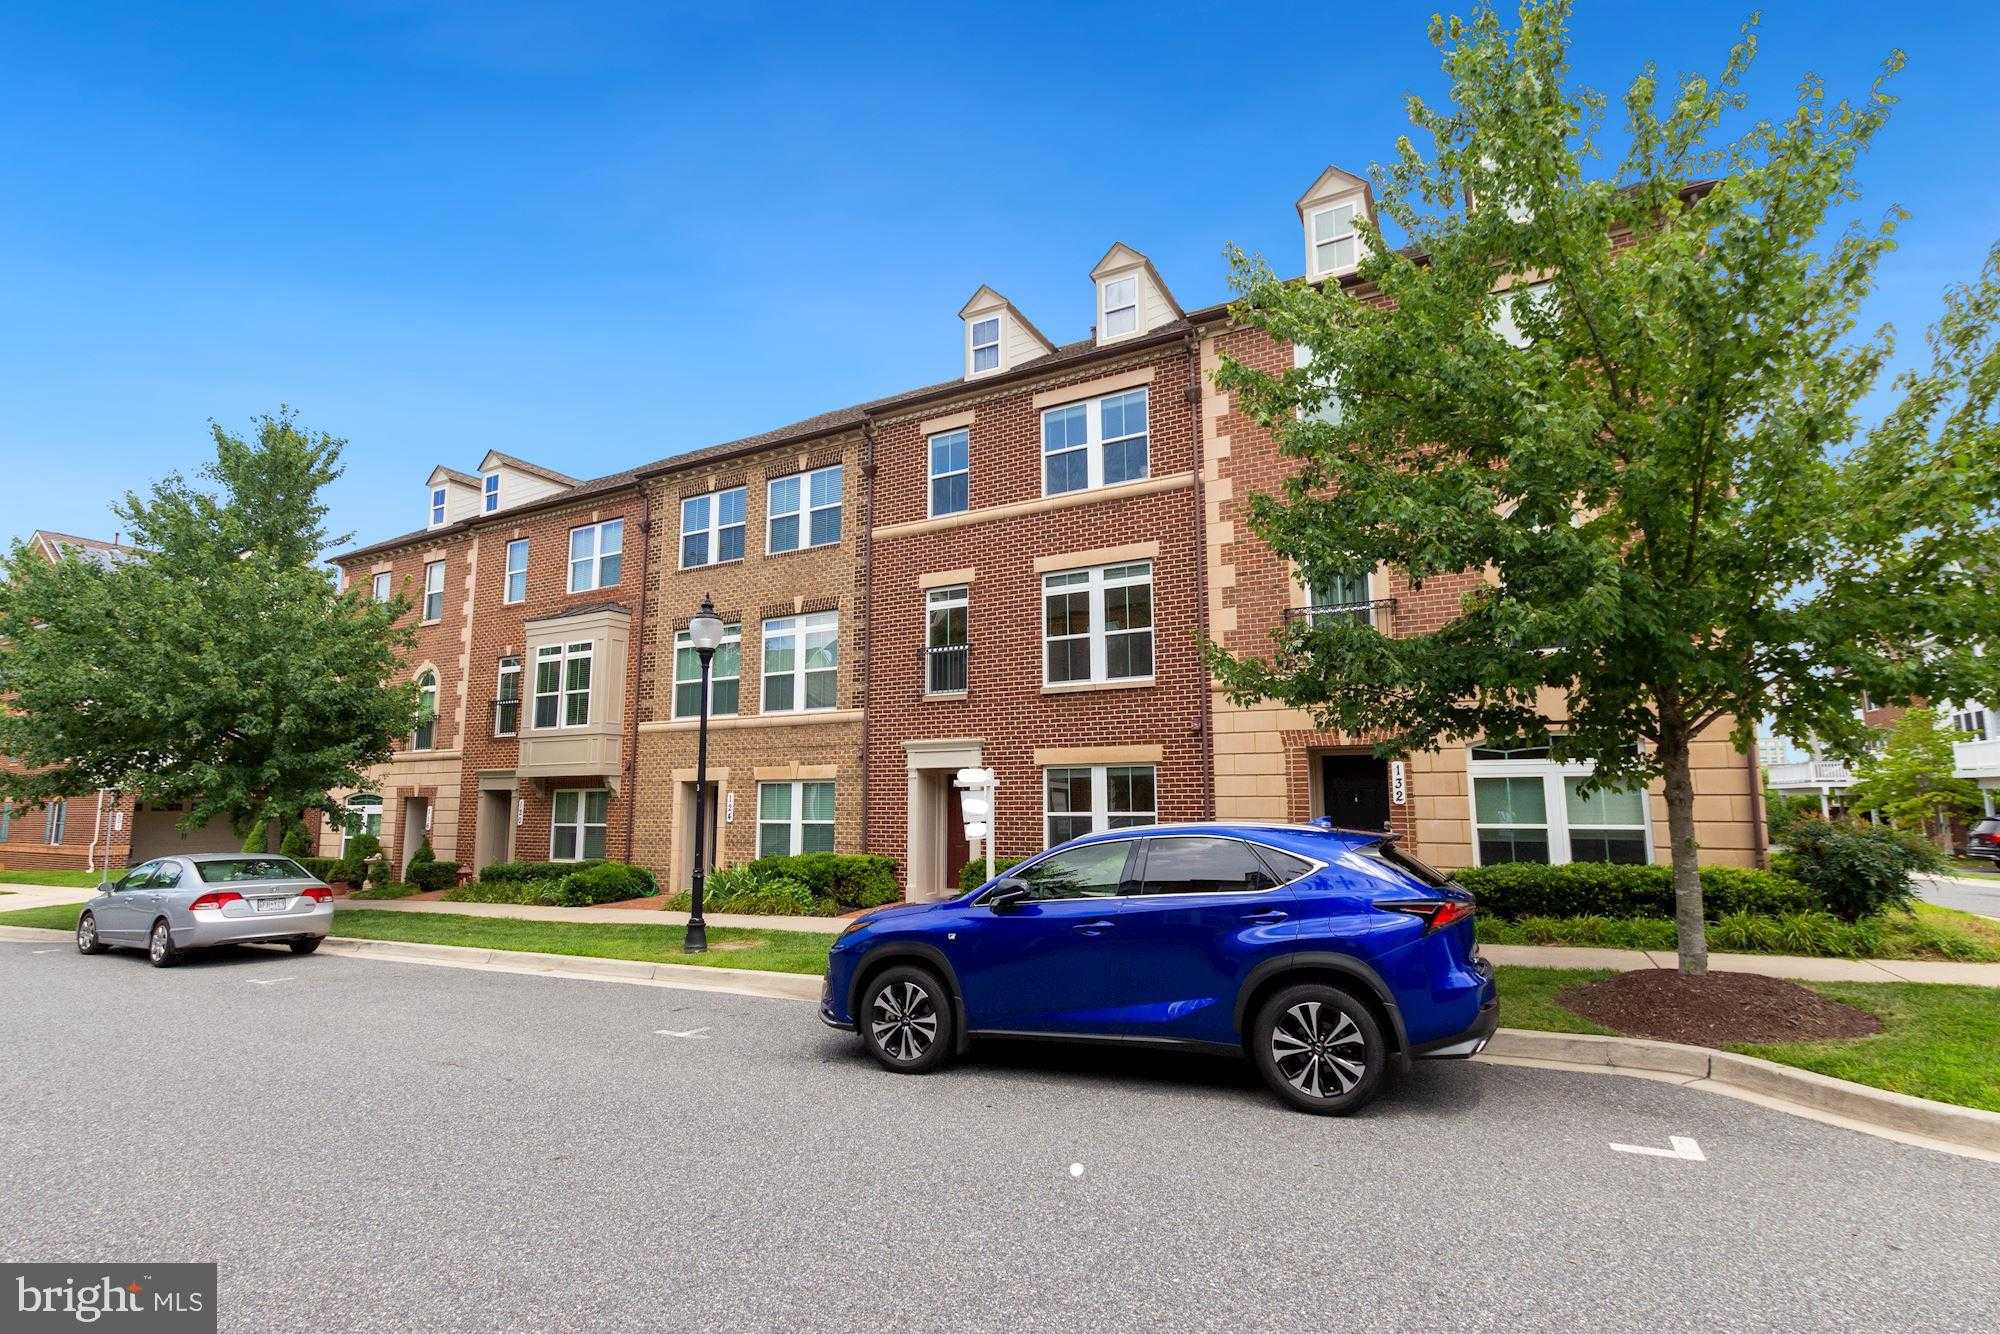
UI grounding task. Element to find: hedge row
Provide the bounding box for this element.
[957,856,1029,894]
[1452,862,1817,921]
[447,860,657,907]
[743,853,899,912]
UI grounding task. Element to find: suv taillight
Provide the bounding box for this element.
[300,885,333,902]
[188,891,242,912]
[1378,898,1475,932]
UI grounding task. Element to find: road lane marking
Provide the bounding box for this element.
[248,977,295,986]
[32,949,60,955]
[1610,1135,1706,1161]
[655,1027,711,1039]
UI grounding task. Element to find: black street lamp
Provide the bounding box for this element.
[684,595,726,954]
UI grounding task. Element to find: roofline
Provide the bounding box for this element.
[333,475,646,565]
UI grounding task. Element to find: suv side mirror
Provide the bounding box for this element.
[986,878,1030,910]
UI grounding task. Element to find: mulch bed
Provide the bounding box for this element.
[1557,969,1882,1046]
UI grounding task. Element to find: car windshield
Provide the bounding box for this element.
[195,857,312,884]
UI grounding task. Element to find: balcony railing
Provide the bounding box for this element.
[1955,737,2000,780]
[1765,759,1855,789]
[925,642,969,695]
[1283,598,1397,629]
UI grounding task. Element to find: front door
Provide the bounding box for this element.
[954,839,1139,1034]
[1320,755,1390,831]
[942,784,970,887]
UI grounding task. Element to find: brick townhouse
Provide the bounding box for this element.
[628,414,869,888]
[313,158,1766,893]
[1191,165,1764,870]
[323,453,646,878]
[861,249,1210,897]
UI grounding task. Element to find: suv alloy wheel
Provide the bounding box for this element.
[860,965,955,1074]
[1251,983,1387,1114]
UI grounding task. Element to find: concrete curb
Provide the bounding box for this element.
[1484,1028,2000,1160]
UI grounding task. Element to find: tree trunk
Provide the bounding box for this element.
[1659,735,1709,976]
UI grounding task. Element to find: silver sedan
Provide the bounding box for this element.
[76,853,334,968]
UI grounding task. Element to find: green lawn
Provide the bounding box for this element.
[1491,965,2000,1112]
[0,868,119,888]
[0,904,88,930]
[1948,860,2000,880]
[1476,902,2000,962]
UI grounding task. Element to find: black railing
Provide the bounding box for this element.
[1284,598,1396,629]
[925,642,969,694]
[491,697,520,737]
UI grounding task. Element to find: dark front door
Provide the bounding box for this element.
[943,783,970,886]
[1320,755,1391,831]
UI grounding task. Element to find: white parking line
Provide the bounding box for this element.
[655,1027,711,1039]
[32,949,59,955]
[1610,1135,1706,1161]
[248,977,296,986]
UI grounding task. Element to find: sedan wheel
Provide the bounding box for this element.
[147,919,181,969]
[76,912,107,955]
[1251,983,1385,1115]
[860,965,955,1074]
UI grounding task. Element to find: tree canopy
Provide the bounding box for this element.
[1207,0,2000,971]
[1849,707,1985,836]
[0,410,419,838]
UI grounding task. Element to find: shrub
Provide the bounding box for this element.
[1764,791,1822,845]
[294,856,344,884]
[550,861,651,906]
[958,855,1029,894]
[447,860,652,906]
[745,853,898,910]
[1453,861,1817,921]
[666,867,827,916]
[1774,818,1939,921]
[281,822,314,858]
[365,857,389,889]
[330,833,381,887]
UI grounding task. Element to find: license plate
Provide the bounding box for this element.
[253,897,288,914]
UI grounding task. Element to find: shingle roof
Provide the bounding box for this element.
[31,530,142,569]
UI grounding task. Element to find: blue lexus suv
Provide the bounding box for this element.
[821,821,1497,1114]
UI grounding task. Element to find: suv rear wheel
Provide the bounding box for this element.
[859,965,955,1074]
[1251,983,1386,1115]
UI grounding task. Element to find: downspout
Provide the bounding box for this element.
[1185,328,1216,821]
[622,487,654,865]
[86,788,106,872]
[857,418,878,858]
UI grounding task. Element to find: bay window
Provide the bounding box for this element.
[532,641,593,729]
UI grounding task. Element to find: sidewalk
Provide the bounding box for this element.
[329,895,2000,987]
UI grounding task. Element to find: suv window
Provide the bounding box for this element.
[1136,837,1275,895]
[1012,841,1132,901]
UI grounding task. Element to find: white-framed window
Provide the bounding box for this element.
[1950,707,1990,742]
[1043,561,1153,686]
[928,429,969,517]
[1100,274,1139,338]
[1041,387,1148,495]
[757,780,835,857]
[568,520,623,593]
[761,611,838,713]
[1293,342,1343,426]
[493,656,521,737]
[1492,281,1553,349]
[341,794,383,854]
[1308,200,1359,277]
[1306,570,1376,625]
[422,560,444,622]
[412,670,438,751]
[46,798,66,846]
[767,465,842,554]
[1044,765,1156,846]
[532,641,593,729]
[1468,751,1651,866]
[370,571,392,603]
[551,789,609,861]
[503,539,529,604]
[970,316,1001,374]
[680,487,747,568]
[429,487,447,526]
[673,622,742,719]
[482,473,500,513]
[925,585,968,694]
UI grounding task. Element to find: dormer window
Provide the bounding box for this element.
[970,317,1001,374]
[1101,276,1138,339]
[1308,201,1358,277]
[483,473,500,513]
[429,488,447,526]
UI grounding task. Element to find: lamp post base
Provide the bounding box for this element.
[684,919,708,954]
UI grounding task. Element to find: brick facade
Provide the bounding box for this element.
[864,338,1211,896]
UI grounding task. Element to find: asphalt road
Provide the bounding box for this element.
[2,941,1995,1332]
[1918,871,2000,920]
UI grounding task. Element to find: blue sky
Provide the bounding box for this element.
[3,1,1995,554]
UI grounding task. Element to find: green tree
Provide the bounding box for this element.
[0,410,419,840]
[1849,707,1984,839]
[1207,2,2000,973]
